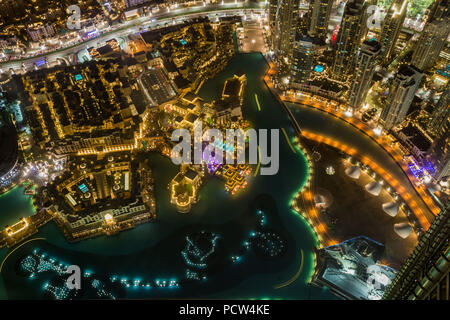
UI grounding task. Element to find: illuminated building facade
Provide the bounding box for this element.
[378,0,407,62]
[291,34,315,85]
[379,64,423,130]
[271,0,300,59]
[429,83,450,138]
[269,0,278,32]
[428,95,449,181]
[348,39,381,109]
[426,0,449,23]
[383,204,450,300]
[332,0,367,82]
[26,23,56,42]
[359,0,377,43]
[170,169,202,213]
[411,0,449,71]
[307,0,333,43]
[47,153,156,241]
[22,60,142,152]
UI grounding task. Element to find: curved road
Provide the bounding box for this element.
[287,103,435,226]
[0,2,265,73]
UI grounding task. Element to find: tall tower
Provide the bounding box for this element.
[378,0,408,62]
[360,0,378,42]
[427,0,449,23]
[429,83,450,137]
[271,0,300,59]
[269,0,278,31]
[347,39,381,109]
[411,0,449,71]
[379,64,423,130]
[383,204,450,300]
[429,130,450,182]
[428,84,449,182]
[332,0,367,82]
[291,34,315,85]
[308,0,333,43]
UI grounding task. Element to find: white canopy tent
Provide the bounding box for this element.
[394,223,413,239]
[365,181,381,196]
[345,166,360,179]
[382,202,399,217]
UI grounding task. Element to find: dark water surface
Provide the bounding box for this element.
[0,53,336,299]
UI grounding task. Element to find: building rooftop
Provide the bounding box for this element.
[399,124,432,151]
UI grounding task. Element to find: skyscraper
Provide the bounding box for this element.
[271,0,300,59]
[269,0,278,32]
[411,0,449,71]
[429,131,450,182]
[427,0,449,23]
[429,83,450,137]
[378,0,408,62]
[379,64,423,130]
[383,203,450,300]
[428,85,449,182]
[291,34,315,85]
[347,39,381,109]
[360,0,377,42]
[331,0,367,82]
[308,0,333,43]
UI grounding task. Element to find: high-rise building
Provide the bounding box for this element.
[331,0,367,82]
[379,64,423,130]
[297,10,310,36]
[411,0,449,71]
[426,0,449,23]
[360,0,377,42]
[308,0,333,43]
[291,34,315,85]
[411,23,450,70]
[429,83,450,137]
[378,0,408,62]
[428,86,449,182]
[431,140,450,182]
[269,0,278,29]
[383,203,450,300]
[271,0,300,59]
[347,39,381,109]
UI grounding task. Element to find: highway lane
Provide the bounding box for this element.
[0,2,265,73]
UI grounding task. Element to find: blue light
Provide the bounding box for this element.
[314,65,324,73]
[86,30,98,37]
[78,183,88,193]
[35,59,46,67]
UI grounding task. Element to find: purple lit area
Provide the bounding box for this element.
[0,0,447,307]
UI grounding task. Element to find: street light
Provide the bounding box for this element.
[373,126,382,136]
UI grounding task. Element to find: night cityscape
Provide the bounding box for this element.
[0,0,448,307]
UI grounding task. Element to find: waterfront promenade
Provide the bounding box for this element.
[261,61,437,250]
